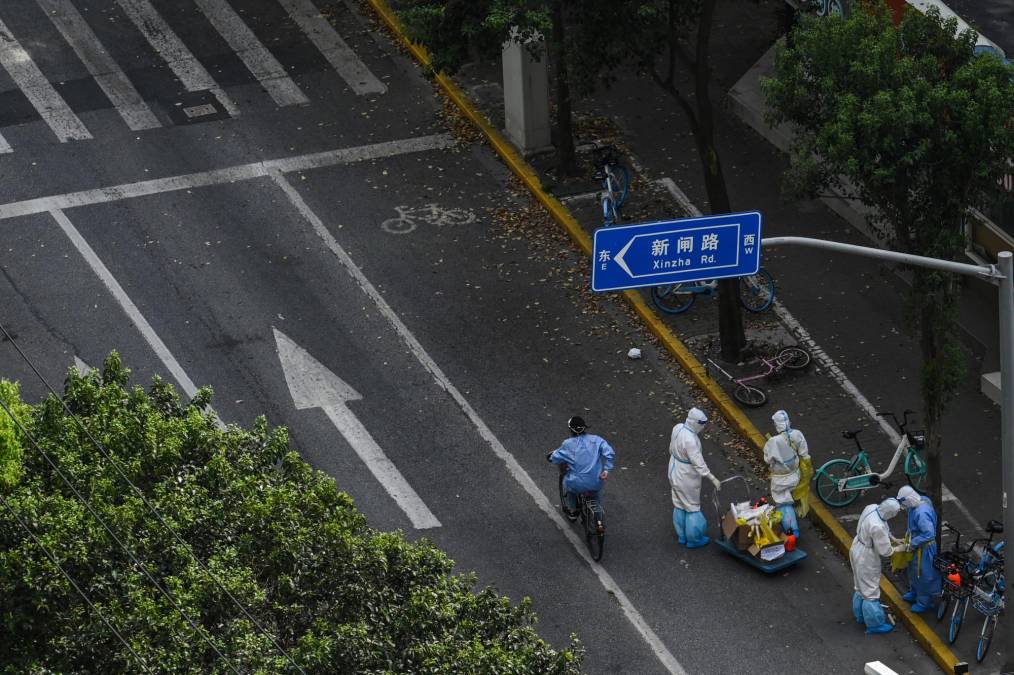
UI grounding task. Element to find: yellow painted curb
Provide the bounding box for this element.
[363,2,960,672]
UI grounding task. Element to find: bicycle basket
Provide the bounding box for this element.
[933,551,971,574]
[909,431,926,450]
[972,591,1004,616]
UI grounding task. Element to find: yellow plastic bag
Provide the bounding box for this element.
[792,457,814,518]
[890,534,913,573]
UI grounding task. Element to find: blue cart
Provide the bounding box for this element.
[710,475,807,573]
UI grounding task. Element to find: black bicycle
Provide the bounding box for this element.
[558,467,606,561]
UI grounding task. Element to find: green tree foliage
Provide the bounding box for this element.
[0,380,28,489]
[0,353,581,673]
[763,4,1014,522]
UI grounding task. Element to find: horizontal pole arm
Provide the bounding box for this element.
[762,236,1005,283]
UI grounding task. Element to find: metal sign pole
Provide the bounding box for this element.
[997,251,1014,672]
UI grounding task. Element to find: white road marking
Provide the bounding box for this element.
[274,328,440,529]
[115,0,239,117]
[270,169,686,675]
[48,209,229,431]
[36,0,161,131]
[0,133,454,219]
[73,355,93,375]
[658,176,987,537]
[0,17,92,142]
[0,133,11,154]
[277,0,386,95]
[193,0,309,107]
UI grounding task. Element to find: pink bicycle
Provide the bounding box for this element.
[706,347,811,407]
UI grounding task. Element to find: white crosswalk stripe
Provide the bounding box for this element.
[0,16,92,142]
[278,0,386,96]
[35,0,161,131]
[194,0,309,107]
[115,0,240,117]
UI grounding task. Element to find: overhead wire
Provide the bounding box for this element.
[0,322,305,674]
[0,490,153,673]
[0,393,242,675]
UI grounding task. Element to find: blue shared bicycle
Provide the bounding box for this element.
[651,268,776,314]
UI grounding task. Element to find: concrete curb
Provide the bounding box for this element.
[363,2,960,672]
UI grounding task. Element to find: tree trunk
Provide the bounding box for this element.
[695,0,745,360]
[550,0,577,175]
[919,290,945,546]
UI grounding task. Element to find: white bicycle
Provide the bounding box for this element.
[380,204,476,234]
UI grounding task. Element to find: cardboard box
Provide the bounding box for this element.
[721,510,753,551]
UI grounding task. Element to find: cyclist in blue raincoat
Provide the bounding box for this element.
[548,416,615,519]
[897,486,942,613]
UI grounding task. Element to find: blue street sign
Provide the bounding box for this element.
[591,211,762,292]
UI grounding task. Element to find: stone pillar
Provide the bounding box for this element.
[502,28,551,155]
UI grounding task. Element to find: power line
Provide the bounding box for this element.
[0,393,242,675]
[0,491,153,673]
[0,323,304,674]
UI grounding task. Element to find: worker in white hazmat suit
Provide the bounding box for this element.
[762,410,809,539]
[850,498,905,634]
[668,407,722,548]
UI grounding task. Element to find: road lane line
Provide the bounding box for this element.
[115,0,239,117]
[270,170,687,675]
[36,0,161,131]
[0,133,454,219]
[277,0,386,95]
[658,175,987,537]
[193,0,309,107]
[274,328,441,529]
[0,132,11,154]
[0,18,92,142]
[49,208,200,400]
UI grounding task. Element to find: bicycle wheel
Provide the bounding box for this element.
[936,593,951,622]
[776,346,811,370]
[738,268,775,313]
[976,615,997,663]
[602,196,618,226]
[949,597,966,643]
[905,451,928,491]
[815,458,861,507]
[733,384,767,407]
[651,284,696,314]
[381,217,416,234]
[584,506,605,561]
[610,164,630,209]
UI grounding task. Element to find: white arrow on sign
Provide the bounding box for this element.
[273,328,441,529]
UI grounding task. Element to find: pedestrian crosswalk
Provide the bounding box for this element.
[0,0,385,153]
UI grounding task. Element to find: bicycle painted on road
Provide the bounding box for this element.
[381,203,476,234]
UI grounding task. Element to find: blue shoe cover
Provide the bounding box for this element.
[776,503,798,537]
[852,592,865,624]
[672,508,687,544]
[866,623,894,635]
[861,598,887,629]
[910,602,933,613]
[685,510,709,547]
[902,591,916,603]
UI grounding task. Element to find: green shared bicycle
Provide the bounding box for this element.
[814,410,927,508]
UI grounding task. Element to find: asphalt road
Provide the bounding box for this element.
[0,1,940,673]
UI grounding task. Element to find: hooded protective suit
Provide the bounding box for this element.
[850,498,903,634]
[668,408,718,548]
[762,410,809,536]
[898,486,941,612]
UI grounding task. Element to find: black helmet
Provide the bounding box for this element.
[568,416,587,434]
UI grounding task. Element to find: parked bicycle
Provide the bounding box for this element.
[380,203,476,234]
[558,465,606,561]
[651,268,776,315]
[593,146,629,226]
[934,520,1005,662]
[706,346,811,407]
[813,410,927,507]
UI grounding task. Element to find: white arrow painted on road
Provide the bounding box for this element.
[273,328,440,529]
